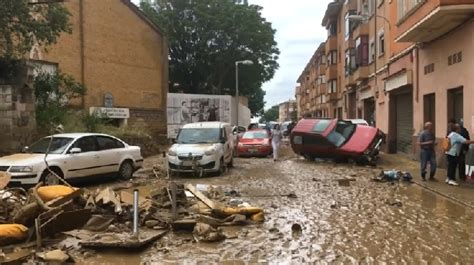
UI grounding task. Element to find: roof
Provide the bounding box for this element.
[120,0,166,37]
[321,0,343,27]
[50,133,114,138]
[296,42,326,83]
[182,122,230,129]
[293,118,336,137]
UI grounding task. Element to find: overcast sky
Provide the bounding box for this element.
[131,0,330,109]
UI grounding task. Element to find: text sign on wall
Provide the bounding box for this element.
[89,107,130,119]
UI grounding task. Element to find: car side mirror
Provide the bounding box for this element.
[22,146,29,153]
[70,147,82,154]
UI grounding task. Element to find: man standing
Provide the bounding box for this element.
[419,122,437,181]
[446,123,474,186]
[458,119,470,180]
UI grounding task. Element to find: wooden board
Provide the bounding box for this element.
[80,229,168,249]
[185,184,216,209]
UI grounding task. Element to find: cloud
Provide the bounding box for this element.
[249,0,330,108]
[131,0,331,108]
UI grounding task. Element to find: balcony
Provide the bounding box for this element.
[325,35,337,52]
[344,38,355,51]
[346,74,356,87]
[353,66,369,81]
[326,92,338,103]
[326,64,337,80]
[396,1,474,42]
[353,22,369,38]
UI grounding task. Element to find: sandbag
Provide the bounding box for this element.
[0,224,28,245]
[37,185,77,202]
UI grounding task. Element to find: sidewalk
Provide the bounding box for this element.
[378,153,474,209]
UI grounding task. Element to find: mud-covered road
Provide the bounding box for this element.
[85,146,474,264]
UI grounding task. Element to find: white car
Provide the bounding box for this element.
[345,119,370,126]
[0,133,143,186]
[167,122,234,176]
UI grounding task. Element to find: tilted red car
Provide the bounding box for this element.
[236,129,272,157]
[290,118,384,164]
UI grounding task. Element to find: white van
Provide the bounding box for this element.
[167,122,234,176]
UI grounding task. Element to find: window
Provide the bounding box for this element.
[398,0,425,21]
[424,63,434,75]
[328,21,337,37]
[368,0,375,15]
[327,50,337,65]
[328,79,337,93]
[369,39,375,63]
[355,35,369,67]
[320,54,326,65]
[73,136,99,153]
[378,32,385,55]
[312,120,332,133]
[361,0,369,15]
[97,136,124,150]
[345,48,356,76]
[345,10,357,40]
[448,51,463,66]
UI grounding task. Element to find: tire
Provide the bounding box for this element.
[218,158,226,175]
[41,167,64,186]
[303,154,315,161]
[118,161,134,180]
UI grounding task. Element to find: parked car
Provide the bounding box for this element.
[345,119,369,126]
[290,118,384,164]
[167,122,234,176]
[281,121,292,137]
[236,129,272,157]
[0,133,143,186]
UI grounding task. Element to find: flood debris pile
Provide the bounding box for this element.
[373,170,413,182]
[0,180,265,263]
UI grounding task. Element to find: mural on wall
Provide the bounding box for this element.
[167,93,231,138]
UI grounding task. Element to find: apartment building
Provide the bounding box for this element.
[299,0,474,159]
[278,100,297,123]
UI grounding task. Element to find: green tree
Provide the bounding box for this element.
[34,71,86,131]
[259,105,279,123]
[0,0,71,78]
[140,0,279,115]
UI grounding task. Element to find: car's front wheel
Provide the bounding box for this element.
[118,161,134,180]
[41,167,64,186]
[218,157,226,175]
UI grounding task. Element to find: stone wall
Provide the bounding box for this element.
[0,64,37,154]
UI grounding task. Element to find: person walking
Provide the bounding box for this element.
[446,123,474,186]
[418,122,436,181]
[271,124,282,161]
[458,119,470,180]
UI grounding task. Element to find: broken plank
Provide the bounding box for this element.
[80,229,168,249]
[185,184,215,209]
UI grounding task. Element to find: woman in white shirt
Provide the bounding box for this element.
[271,124,282,161]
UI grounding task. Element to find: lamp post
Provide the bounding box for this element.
[235,60,253,128]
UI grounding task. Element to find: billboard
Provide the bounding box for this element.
[167,93,232,138]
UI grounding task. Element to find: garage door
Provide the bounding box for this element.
[396,93,413,153]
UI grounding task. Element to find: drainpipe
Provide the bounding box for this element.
[415,46,419,103]
[79,0,85,109]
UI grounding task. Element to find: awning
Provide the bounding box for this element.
[385,70,412,92]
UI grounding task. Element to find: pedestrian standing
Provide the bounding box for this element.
[271,124,282,161]
[418,122,436,181]
[445,123,474,186]
[458,119,470,180]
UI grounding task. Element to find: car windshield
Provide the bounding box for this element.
[327,121,356,147]
[177,128,221,144]
[242,131,268,139]
[28,137,74,154]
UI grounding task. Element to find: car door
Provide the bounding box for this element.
[96,136,124,174]
[67,136,101,178]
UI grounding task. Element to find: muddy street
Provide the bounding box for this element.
[80,146,474,264]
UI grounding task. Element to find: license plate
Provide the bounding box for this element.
[249,148,258,153]
[182,161,193,166]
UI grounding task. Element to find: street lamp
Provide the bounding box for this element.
[235,60,254,128]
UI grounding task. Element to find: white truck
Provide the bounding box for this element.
[167,93,251,139]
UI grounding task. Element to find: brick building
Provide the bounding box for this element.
[32,0,168,137]
[278,100,297,123]
[297,0,474,160]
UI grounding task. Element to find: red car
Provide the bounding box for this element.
[290,118,384,165]
[236,129,272,157]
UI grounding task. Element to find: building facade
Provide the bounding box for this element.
[298,0,474,160]
[33,0,169,137]
[278,100,297,123]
